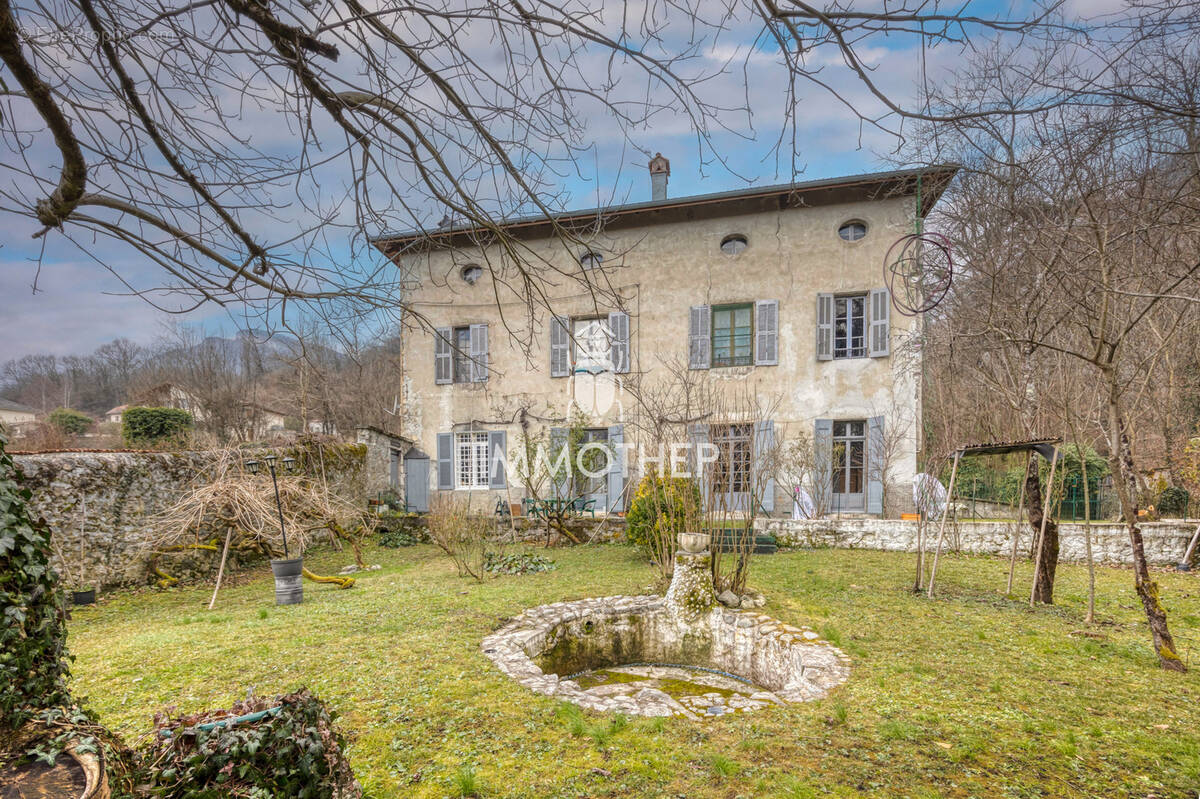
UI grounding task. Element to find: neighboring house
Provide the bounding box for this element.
[105,404,128,424]
[373,160,955,516]
[134,383,205,420]
[307,419,339,436]
[0,397,37,429]
[241,402,288,439]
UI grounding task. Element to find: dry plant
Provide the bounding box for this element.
[776,429,840,519]
[699,387,781,597]
[151,449,375,602]
[426,493,494,581]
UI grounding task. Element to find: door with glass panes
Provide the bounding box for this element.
[578,428,610,508]
[832,420,866,512]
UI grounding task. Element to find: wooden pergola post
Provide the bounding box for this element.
[1029,444,1060,607]
[1006,453,1029,595]
[927,451,961,598]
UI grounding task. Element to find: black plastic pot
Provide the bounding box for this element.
[270,558,303,605]
[71,588,96,606]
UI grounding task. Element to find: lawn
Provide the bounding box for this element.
[68,544,1200,798]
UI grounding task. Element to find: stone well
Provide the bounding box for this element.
[481,538,849,716]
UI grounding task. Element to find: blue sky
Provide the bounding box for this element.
[0,0,1091,362]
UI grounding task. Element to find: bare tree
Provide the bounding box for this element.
[910,39,1200,669]
[0,0,1088,350]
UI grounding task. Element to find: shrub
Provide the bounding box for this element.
[122,406,194,447]
[47,407,93,436]
[1156,486,1190,517]
[626,470,701,570]
[427,495,491,580]
[484,551,556,575]
[0,430,72,733]
[146,688,360,798]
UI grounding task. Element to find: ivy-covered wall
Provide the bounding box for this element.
[14,446,367,590]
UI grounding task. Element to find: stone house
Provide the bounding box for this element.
[373,161,956,517]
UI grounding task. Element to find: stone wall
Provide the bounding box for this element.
[757,517,1197,566]
[14,446,367,590]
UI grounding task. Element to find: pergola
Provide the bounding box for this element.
[927,437,1063,605]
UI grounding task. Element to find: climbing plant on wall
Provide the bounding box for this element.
[0,429,72,734]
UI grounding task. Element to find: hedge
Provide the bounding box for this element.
[122,406,194,447]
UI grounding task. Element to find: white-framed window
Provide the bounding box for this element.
[572,317,612,373]
[455,431,490,489]
[834,294,867,359]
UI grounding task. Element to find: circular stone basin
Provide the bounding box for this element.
[481,594,850,717]
[570,663,780,719]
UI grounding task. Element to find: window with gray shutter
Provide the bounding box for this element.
[755,300,778,366]
[688,423,711,506]
[470,323,489,381]
[688,305,711,369]
[434,328,452,384]
[436,432,453,489]
[868,288,890,357]
[816,294,834,361]
[488,429,507,489]
[754,419,776,512]
[608,311,630,374]
[867,415,884,514]
[813,418,833,514]
[606,424,624,512]
[550,316,570,378]
[548,427,569,497]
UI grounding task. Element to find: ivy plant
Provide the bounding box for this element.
[0,429,72,733]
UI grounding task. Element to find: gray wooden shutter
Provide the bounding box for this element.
[754,419,776,512]
[470,323,489,382]
[607,424,624,512]
[816,294,834,361]
[434,328,452,384]
[488,429,506,489]
[608,311,630,374]
[688,305,710,369]
[814,418,833,514]
[548,427,568,498]
[755,299,778,366]
[688,423,711,507]
[550,316,570,377]
[869,288,890,357]
[436,432,454,489]
[867,415,884,514]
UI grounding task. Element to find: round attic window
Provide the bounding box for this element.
[580,251,604,269]
[720,234,748,255]
[460,264,483,285]
[838,220,868,242]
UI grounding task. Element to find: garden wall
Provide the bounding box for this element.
[14,446,367,589]
[757,518,1197,566]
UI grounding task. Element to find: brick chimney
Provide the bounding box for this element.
[649,152,670,201]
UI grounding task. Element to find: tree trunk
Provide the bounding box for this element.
[1106,383,1186,672]
[1024,456,1059,604]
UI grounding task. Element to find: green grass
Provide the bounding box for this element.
[68,544,1200,797]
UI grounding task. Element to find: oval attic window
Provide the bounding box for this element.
[580,251,604,269]
[720,234,748,255]
[838,221,868,242]
[460,264,483,285]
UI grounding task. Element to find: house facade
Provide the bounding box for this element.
[0,398,37,429]
[375,163,954,517]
